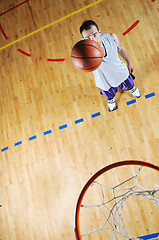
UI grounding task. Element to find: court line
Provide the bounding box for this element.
[47,58,65,62]
[92,112,101,118]
[17,48,31,57]
[0,0,30,17]
[15,141,22,146]
[29,135,37,141]
[145,92,155,99]
[44,130,52,135]
[126,99,136,105]
[0,91,157,152]
[0,23,8,40]
[75,118,84,124]
[138,232,159,239]
[0,0,104,52]
[1,147,8,152]
[59,124,67,130]
[123,20,140,36]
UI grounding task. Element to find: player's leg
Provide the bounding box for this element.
[118,74,141,98]
[99,87,117,111]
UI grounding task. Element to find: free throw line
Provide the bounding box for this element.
[0,0,104,51]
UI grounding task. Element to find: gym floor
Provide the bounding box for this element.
[0,0,159,239]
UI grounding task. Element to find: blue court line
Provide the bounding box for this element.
[91,112,101,118]
[44,130,52,135]
[137,232,159,240]
[1,146,8,152]
[29,135,37,141]
[126,99,136,105]
[0,91,158,152]
[59,124,67,130]
[15,141,22,146]
[145,92,155,99]
[75,118,84,124]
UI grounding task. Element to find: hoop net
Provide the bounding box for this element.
[74,160,159,240]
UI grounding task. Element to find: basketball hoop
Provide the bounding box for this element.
[74,160,159,240]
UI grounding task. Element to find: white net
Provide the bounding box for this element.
[79,166,159,240]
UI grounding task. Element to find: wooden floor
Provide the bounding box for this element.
[0,0,159,239]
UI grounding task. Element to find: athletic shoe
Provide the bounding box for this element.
[108,97,116,111]
[129,86,141,98]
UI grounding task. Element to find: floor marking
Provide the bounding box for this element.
[145,92,155,99]
[0,23,8,40]
[15,141,22,146]
[126,99,136,105]
[123,20,140,36]
[0,0,30,17]
[17,48,31,57]
[0,92,157,152]
[1,147,8,152]
[47,58,65,62]
[0,0,104,51]
[44,130,52,135]
[59,124,67,130]
[29,135,37,141]
[75,118,84,124]
[138,232,159,239]
[92,112,101,118]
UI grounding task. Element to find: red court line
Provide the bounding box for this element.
[0,0,30,17]
[47,58,65,62]
[17,48,31,57]
[123,20,140,36]
[0,23,8,39]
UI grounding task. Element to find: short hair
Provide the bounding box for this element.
[80,20,99,37]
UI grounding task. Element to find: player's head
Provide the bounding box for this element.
[80,20,102,45]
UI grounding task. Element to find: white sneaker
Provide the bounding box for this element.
[129,86,141,98]
[108,97,116,111]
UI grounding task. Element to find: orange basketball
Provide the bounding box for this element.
[71,39,103,72]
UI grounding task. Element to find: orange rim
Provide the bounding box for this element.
[74,160,159,240]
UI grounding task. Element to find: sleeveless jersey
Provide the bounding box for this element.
[93,32,129,91]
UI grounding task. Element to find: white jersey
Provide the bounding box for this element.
[93,32,129,91]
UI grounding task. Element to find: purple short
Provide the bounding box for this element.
[99,74,134,100]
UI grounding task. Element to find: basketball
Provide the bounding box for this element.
[71,39,103,72]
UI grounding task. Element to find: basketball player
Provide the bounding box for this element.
[80,20,141,111]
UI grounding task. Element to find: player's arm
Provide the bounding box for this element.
[109,33,134,73]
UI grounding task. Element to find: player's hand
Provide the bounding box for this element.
[127,61,134,73]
